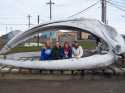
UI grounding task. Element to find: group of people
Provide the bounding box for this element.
[40,41,84,60]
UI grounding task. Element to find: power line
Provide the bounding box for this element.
[67,1,99,18]
[109,1,125,9]
[109,0,125,5]
[0,16,47,22]
[0,24,35,26]
[0,16,25,19]
[106,1,125,12]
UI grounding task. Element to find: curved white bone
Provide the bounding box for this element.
[0,18,125,70]
[0,53,115,70]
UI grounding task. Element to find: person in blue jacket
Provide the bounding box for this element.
[40,41,52,60]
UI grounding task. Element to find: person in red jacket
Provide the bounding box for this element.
[60,41,72,59]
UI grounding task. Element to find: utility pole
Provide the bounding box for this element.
[27,14,32,28]
[101,0,107,24]
[37,15,40,46]
[27,15,32,45]
[5,24,8,34]
[46,0,55,40]
[37,15,40,24]
[46,0,55,20]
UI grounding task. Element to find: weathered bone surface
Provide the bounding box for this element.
[0,53,114,70]
[0,18,125,70]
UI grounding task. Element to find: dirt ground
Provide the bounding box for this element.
[0,78,125,93]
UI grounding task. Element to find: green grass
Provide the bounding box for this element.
[7,46,42,54]
[79,40,96,49]
[7,40,96,54]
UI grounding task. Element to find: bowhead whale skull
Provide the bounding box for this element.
[0,18,125,70]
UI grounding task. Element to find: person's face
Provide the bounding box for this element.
[46,41,51,48]
[56,42,60,48]
[75,43,79,47]
[65,43,69,48]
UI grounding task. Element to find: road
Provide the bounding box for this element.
[0,78,125,93]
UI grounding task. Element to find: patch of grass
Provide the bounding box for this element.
[7,46,42,54]
[7,40,96,54]
[79,40,96,49]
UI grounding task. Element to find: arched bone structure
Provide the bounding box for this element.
[0,18,125,70]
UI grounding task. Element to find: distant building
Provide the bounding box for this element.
[42,32,56,39]
[0,30,90,49]
[40,30,90,42]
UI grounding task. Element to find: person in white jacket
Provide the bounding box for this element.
[72,41,83,58]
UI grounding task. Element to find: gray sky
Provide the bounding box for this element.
[0,0,125,36]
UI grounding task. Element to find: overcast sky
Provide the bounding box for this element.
[0,0,125,36]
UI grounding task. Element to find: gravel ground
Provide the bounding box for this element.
[0,78,125,93]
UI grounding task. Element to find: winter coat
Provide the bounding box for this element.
[52,46,62,60]
[40,48,52,60]
[60,47,72,59]
[72,46,83,58]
